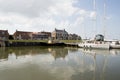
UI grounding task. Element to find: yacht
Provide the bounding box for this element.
[78,34,110,49]
[109,41,120,49]
[78,40,110,49]
[78,39,120,49]
[78,0,120,49]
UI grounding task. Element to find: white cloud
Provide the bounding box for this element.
[49,0,76,17]
[0,0,95,36]
[0,0,56,17]
[90,11,97,20]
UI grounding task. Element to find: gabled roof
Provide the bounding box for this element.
[0,30,8,32]
[54,28,68,33]
[0,30,9,35]
[13,30,33,36]
[15,30,33,33]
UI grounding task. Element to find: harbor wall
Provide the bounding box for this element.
[4,41,78,47]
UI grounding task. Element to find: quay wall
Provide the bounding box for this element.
[4,41,78,47]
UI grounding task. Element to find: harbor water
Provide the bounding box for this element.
[0,47,120,80]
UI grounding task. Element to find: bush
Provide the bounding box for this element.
[9,35,14,40]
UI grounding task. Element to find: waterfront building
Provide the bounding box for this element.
[13,30,33,40]
[52,28,68,40]
[0,30,9,41]
[32,32,51,40]
[41,31,51,38]
[13,30,51,40]
[68,34,81,40]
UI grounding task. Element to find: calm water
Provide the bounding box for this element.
[0,47,120,80]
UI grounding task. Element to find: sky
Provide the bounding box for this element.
[0,0,120,40]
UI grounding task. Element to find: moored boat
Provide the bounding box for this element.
[78,34,110,49]
[78,40,110,49]
[110,41,120,49]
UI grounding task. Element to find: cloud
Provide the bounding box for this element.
[0,0,56,17]
[0,0,95,35]
[49,0,76,17]
[0,0,76,18]
[90,11,97,20]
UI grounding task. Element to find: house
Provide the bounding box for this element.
[32,32,51,40]
[13,30,33,40]
[13,30,51,40]
[68,34,81,40]
[52,28,68,40]
[41,31,51,38]
[0,30,9,41]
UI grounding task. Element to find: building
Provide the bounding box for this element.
[41,31,51,38]
[52,28,68,40]
[68,34,81,40]
[40,31,51,39]
[32,32,51,40]
[13,30,51,40]
[13,30,33,40]
[0,30,9,41]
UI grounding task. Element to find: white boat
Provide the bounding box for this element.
[79,40,120,49]
[78,0,120,50]
[110,41,120,49]
[78,40,110,49]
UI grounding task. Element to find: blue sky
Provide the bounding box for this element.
[74,0,120,39]
[0,0,119,39]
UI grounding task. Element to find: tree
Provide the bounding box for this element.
[9,35,14,40]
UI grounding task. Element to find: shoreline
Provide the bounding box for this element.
[3,41,78,47]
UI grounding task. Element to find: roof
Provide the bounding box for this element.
[54,28,68,33]
[0,30,8,32]
[13,30,33,36]
[0,30,9,35]
[15,30,33,33]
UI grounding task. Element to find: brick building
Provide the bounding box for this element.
[52,28,68,40]
[0,30,9,41]
[13,30,33,40]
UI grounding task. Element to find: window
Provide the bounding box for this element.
[2,32,5,35]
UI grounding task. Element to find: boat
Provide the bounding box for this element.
[78,0,120,49]
[78,40,110,49]
[109,41,120,49]
[79,39,120,49]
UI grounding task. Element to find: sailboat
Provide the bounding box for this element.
[78,0,110,49]
[78,0,120,49]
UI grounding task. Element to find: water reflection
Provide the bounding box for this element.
[48,47,68,60]
[0,47,120,80]
[0,47,69,61]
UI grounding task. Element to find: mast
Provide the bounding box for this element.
[93,0,96,19]
[93,0,97,38]
[103,0,106,39]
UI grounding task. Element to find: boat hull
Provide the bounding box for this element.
[110,45,120,49]
[78,43,110,49]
